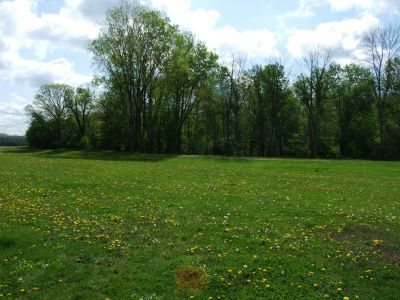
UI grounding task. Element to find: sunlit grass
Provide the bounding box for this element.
[0,147,399,299]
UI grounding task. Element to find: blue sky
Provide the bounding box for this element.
[0,0,399,135]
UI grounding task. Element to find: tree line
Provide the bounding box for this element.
[26,1,400,160]
[0,133,27,146]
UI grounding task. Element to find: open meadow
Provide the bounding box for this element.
[0,147,399,299]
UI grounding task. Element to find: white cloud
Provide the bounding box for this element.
[0,0,93,88]
[146,0,278,58]
[327,0,399,13]
[0,0,89,58]
[0,53,92,87]
[277,0,321,27]
[0,93,29,135]
[287,13,380,58]
[278,0,399,30]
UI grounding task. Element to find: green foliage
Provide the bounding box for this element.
[26,84,97,149]
[90,1,179,152]
[26,112,59,148]
[246,63,298,156]
[294,49,333,158]
[330,63,378,158]
[163,32,219,153]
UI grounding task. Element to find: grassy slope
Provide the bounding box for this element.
[0,147,399,299]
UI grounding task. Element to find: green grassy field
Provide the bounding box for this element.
[0,147,399,299]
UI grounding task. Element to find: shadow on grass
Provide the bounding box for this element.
[0,236,17,249]
[0,146,177,163]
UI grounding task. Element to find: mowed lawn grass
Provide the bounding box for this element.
[0,148,399,300]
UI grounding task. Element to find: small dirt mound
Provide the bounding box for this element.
[174,266,209,291]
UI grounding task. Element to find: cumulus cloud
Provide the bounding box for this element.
[0,0,104,62]
[286,13,380,58]
[25,12,98,53]
[0,93,29,135]
[0,40,92,88]
[0,54,92,87]
[278,0,399,31]
[0,0,93,88]
[145,0,278,58]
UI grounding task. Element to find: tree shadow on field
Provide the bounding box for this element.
[1,147,177,163]
[0,146,40,154]
[0,236,17,249]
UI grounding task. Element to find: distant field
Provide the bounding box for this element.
[0,147,399,299]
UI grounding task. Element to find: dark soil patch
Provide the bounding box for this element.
[333,224,400,264]
[335,225,379,241]
[380,245,400,265]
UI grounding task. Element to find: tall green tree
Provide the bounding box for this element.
[26,83,74,147]
[216,54,247,155]
[362,24,400,158]
[247,63,295,156]
[386,57,400,158]
[90,1,177,152]
[66,87,94,140]
[163,32,218,153]
[330,63,377,158]
[294,49,332,158]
